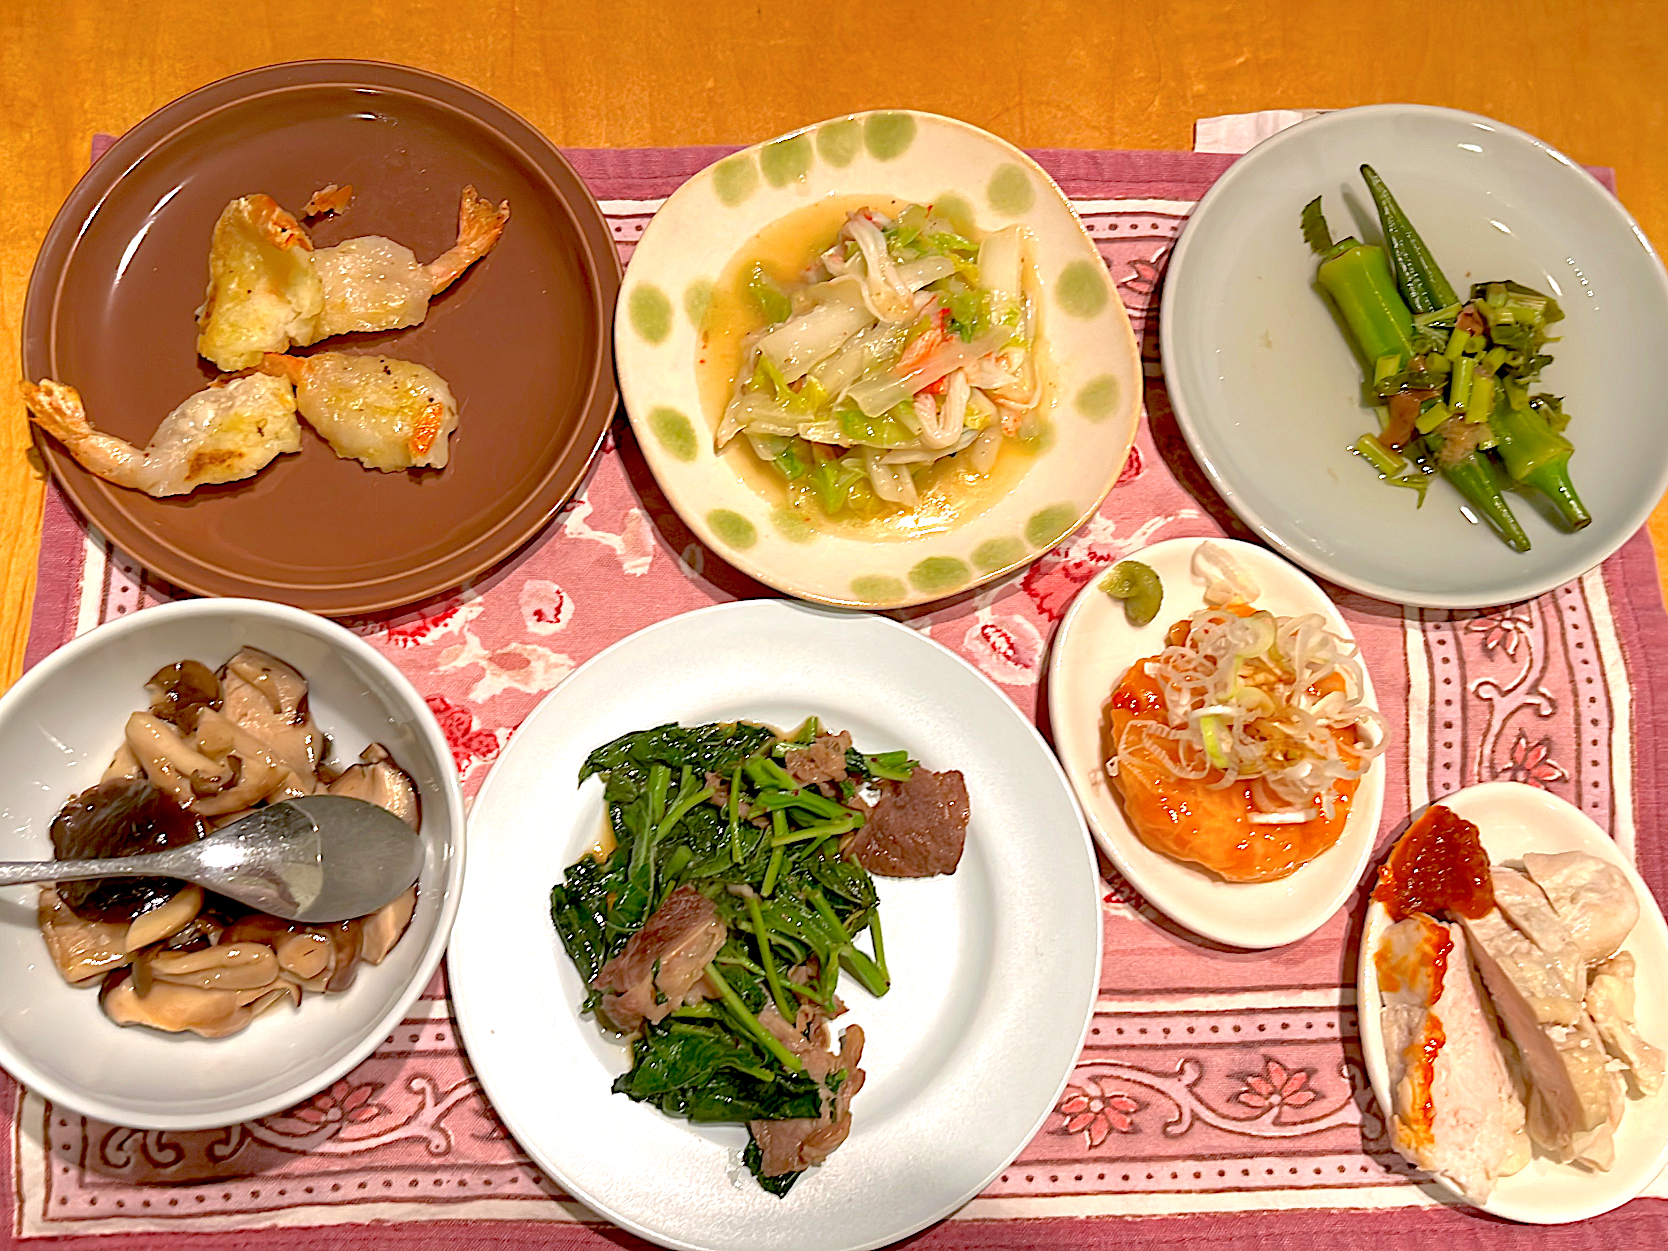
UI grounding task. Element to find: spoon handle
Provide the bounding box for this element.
[0,848,197,890]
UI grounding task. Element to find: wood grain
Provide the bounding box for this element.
[2,0,1664,689]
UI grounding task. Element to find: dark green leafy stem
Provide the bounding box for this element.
[550,719,899,1196]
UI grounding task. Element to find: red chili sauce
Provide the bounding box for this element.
[1372,804,1495,921]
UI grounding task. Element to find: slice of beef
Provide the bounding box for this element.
[783,731,853,785]
[592,886,725,1035]
[749,1003,867,1178]
[845,768,968,877]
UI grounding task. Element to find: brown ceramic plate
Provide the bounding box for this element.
[22,60,620,615]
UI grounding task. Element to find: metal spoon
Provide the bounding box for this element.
[0,795,423,923]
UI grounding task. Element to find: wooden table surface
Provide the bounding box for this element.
[2,0,1664,689]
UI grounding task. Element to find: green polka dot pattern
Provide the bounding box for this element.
[714,155,759,207]
[909,556,971,594]
[1056,261,1109,318]
[629,285,673,344]
[851,575,907,603]
[760,134,812,187]
[863,112,916,161]
[1026,504,1078,549]
[683,279,713,330]
[707,509,757,549]
[816,119,861,167]
[972,537,1026,572]
[771,506,815,544]
[1075,374,1120,420]
[987,163,1035,216]
[648,407,698,462]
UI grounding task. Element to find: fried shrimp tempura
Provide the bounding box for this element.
[196,196,325,372]
[260,352,459,471]
[195,187,510,372]
[22,374,302,497]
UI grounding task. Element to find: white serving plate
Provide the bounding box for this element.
[1358,782,1668,1222]
[1048,537,1384,948]
[1162,104,1668,608]
[448,600,1103,1251]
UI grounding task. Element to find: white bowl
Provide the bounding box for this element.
[1162,104,1668,607]
[0,599,464,1129]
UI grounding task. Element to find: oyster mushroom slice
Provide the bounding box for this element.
[327,743,420,830]
[102,742,144,783]
[100,972,260,1039]
[276,931,334,981]
[324,918,363,992]
[188,708,289,816]
[146,660,222,729]
[219,666,325,782]
[125,711,234,805]
[223,648,309,719]
[146,942,278,992]
[360,885,418,965]
[38,886,131,984]
[125,883,204,951]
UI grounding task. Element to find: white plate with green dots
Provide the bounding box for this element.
[615,110,1141,610]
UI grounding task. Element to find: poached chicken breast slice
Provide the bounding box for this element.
[1376,913,1529,1200]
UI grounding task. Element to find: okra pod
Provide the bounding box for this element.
[1488,406,1591,532]
[1360,165,1460,314]
[1316,242,1414,370]
[1439,451,1531,553]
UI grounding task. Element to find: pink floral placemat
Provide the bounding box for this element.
[7,140,1667,1251]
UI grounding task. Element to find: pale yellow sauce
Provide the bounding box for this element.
[696,195,1053,542]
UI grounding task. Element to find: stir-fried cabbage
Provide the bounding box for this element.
[1112,564,1388,823]
[719,205,1042,516]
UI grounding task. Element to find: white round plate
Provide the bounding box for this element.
[1047,537,1384,948]
[615,110,1141,609]
[1357,782,1668,1222]
[1162,104,1668,608]
[448,600,1103,1251]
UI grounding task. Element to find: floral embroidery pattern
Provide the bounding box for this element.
[962,610,1046,687]
[286,1081,386,1128]
[1234,1059,1318,1112]
[1055,1077,1142,1146]
[1499,730,1569,788]
[1466,607,1532,658]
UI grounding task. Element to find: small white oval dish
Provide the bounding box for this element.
[1048,536,1384,948]
[1357,781,1668,1223]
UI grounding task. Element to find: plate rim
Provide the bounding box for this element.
[447,598,1105,1251]
[614,108,1142,611]
[1159,101,1668,609]
[1355,780,1668,1222]
[20,57,623,616]
[1046,535,1385,948]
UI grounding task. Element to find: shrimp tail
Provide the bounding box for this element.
[21,379,154,492]
[258,353,309,386]
[244,195,315,253]
[424,186,510,294]
[300,183,354,219]
[20,379,93,445]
